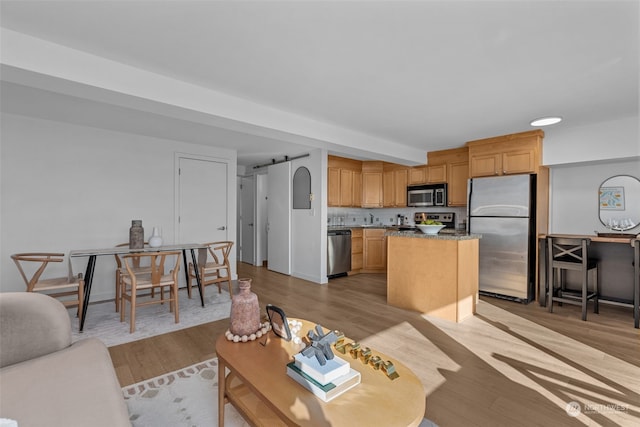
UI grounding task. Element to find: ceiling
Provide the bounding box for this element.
[1,1,638,168]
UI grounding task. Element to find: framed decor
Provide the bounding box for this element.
[266,304,291,341]
[599,186,625,210]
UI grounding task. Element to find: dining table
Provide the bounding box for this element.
[70,243,209,332]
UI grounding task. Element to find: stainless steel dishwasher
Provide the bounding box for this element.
[327,229,351,278]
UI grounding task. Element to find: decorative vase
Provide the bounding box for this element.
[148,227,163,248]
[229,278,260,337]
[129,220,144,249]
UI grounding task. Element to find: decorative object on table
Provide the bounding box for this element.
[286,361,360,402]
[229,278,261,337]
[224,321,270,343]
[287,322,360,402]
[287,318,303,344]
[301,324,338,365]
[265,304,291,341]
[148,226,163,248]
[293,352,350,385]
[129,220,144,249]
[334,331,400,380]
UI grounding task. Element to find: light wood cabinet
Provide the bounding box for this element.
[427,146,469,207]
[362,161,384,208]
[350,228,363,273]
[387,235,479,322]
[339,169,354,206]
[466,130,543,178]
[383,167,408,207]
[328,167,341,207]
[408,164,446,185]
[408,166,426,185]
[328,156,363,207]
[353,171,362,207]
[448,160,469,206]
[426,164,447,183]
[363,228,386,272]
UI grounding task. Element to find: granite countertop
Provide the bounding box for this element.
[328,225,389,231]
[385,229,481,240]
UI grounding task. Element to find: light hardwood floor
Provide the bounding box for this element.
[109,263,640,426]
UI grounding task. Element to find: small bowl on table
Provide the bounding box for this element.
[416,224,446,235]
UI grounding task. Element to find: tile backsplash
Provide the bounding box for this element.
[328,206,467,228]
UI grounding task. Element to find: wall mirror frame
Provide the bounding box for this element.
[598,174,640,232]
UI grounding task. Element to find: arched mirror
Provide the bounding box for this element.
[598,174,640,231]
[293,166,311,209]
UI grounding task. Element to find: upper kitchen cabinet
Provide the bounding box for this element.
[328,155,362,207]
[466,130,544,178]
[383,164,408,207]
[408,166,426,185]
[362,161,384,208]
[408,164,446,185]
[427,147,469,206]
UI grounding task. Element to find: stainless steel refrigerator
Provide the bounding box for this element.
[468,174,536,302]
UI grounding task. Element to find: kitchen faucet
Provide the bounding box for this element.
[369,213,374,224]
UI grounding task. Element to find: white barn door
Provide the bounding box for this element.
[267,162,291,275]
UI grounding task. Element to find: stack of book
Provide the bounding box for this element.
[286,352,361,402]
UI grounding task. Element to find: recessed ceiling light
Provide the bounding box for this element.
[530,116,562,127]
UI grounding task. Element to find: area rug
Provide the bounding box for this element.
[70,288,232,347]
[123,358,439,427]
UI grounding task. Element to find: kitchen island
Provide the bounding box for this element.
[385,230,481,322]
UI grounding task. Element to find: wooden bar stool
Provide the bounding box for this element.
[547,236,599,321]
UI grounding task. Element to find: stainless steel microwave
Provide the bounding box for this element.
[407,184,447,207]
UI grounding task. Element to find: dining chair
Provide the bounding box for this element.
[10,252,84,318]
[547,236,599,321]
[120,251,181,333]
[113,242,151,313]
[187,241,234,299]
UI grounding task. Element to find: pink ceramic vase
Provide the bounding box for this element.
[229,278,260,336]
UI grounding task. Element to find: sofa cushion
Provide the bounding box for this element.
[0,292,71,368]
[0,338,131,427]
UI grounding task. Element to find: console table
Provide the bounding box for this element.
[216,319,426,426]
[538,234,638,327]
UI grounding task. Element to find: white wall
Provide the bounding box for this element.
[291,149,327,284]
[543,115,639,165]
[544,115,640,234]
[549,158,640,234]
[0,113,237,302]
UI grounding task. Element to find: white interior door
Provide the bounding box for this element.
[177,156,228,244]
[267,162,291,275]
[240,176,255,265]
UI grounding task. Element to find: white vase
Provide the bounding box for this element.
[148,227,163,248]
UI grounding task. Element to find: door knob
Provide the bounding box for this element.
[217,226,226,230]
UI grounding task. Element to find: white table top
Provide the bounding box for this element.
[70,243,208,257]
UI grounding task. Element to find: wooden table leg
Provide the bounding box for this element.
[218,357,226,427]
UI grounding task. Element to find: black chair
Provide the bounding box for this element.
[632,238,639,328]
[547,236,599,321]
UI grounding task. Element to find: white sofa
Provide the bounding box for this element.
[0,292,131,427]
